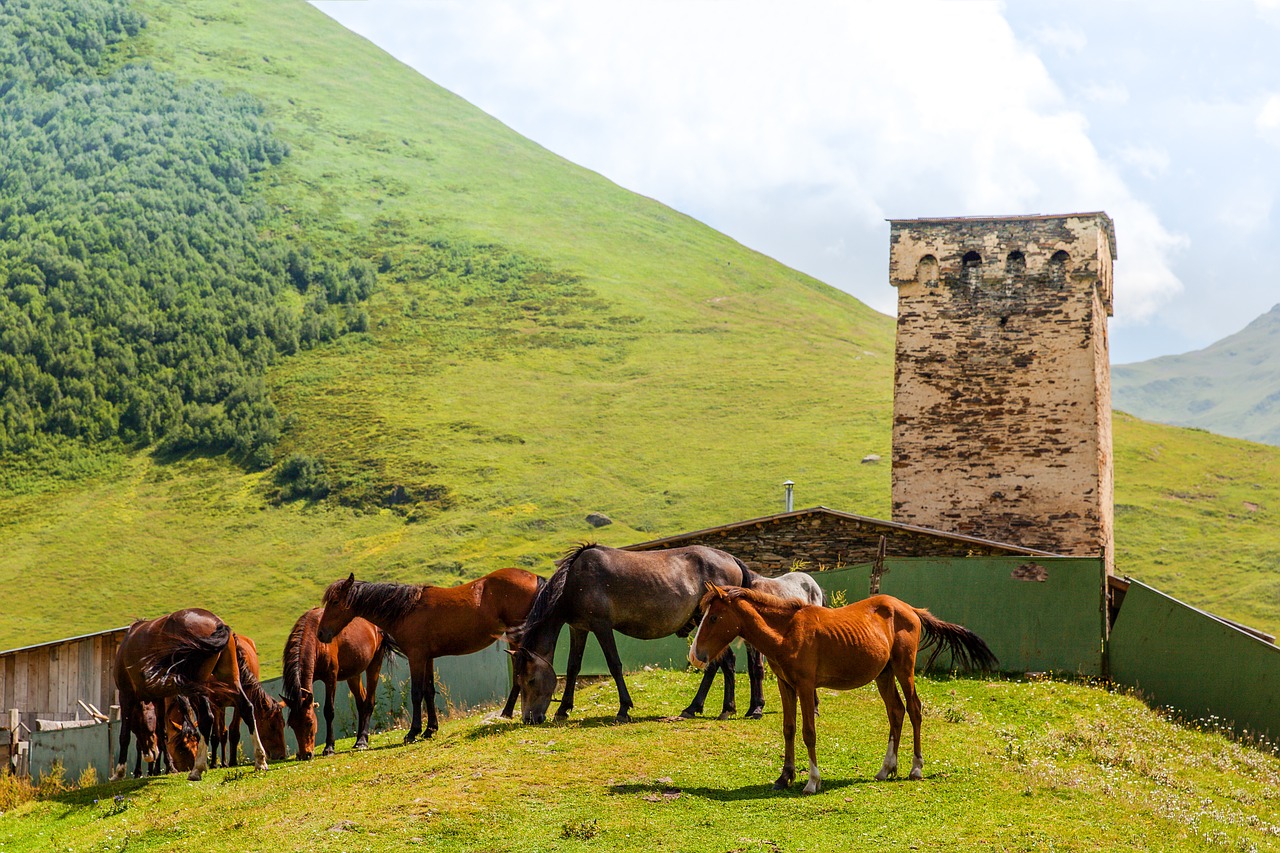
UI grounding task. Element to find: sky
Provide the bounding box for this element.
[311,0,1280,364]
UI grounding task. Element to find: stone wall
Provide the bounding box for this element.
[627,508,1041,576]
[888,213,1115,571]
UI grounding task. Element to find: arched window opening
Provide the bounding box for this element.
[1005,250,1026,277]
[961,251,982,289]
[1049,250,1070,288]
[916,254,939,288]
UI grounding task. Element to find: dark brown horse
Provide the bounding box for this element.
[111,609,279,781]
[282,607,388,759]
[318,567,543,743]
[691,585,996,793]
[510,544,765,725]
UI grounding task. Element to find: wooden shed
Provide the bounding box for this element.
[0,626,128,736]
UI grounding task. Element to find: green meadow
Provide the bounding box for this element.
[0,0,1278,668]
[4,671,1279,852]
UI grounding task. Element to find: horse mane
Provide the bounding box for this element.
[139,620,232,691]
[324,578,424,624]
[511,544,593,644]
[281,609,319,708]
[699,585,807,614]
[236,643,282,720]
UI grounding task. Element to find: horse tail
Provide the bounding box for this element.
[733,556,755,590]
[915,609,998,672]
[141,620,232,691]
[375,627,401,664]
[281,610,317,709]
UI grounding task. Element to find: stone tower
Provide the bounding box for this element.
[888,212,1116,571]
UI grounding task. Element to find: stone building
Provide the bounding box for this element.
[888,213,1116,571]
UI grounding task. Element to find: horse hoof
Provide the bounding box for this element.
[554,711,571,721]
[745,709,764,720]
[678,708,698,719]
[615,713,632,724]
[351,742,367,752]
[716,711,735,721]
[772,778,791,790]
[109,766,126,783]
[187,769,204,782]
[909,770,923,781]
[404,733,418,744]
[322,746,336,756]
[802,782,820,795]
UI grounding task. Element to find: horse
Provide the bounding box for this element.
[124,701,162,778]
[690,585,997,794]
[165,634,287,770]
[682,568,823,719]
[318,567,543,743]
[282,607,389,759]
[510,543,765,725]
[111,609,278,781]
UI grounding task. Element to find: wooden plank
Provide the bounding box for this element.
[14,651,29,711]
[0,654,10,710]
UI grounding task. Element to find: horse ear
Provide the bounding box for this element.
[169,718,183,732]
[346,572,355,583]
[506,648,519,657]
[704,582,726,598]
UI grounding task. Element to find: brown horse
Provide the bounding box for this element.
[690,585,996,794]
[318,567,543,743]
[511,544,765,725]
[111,609,278,781]
[282,607,388,759]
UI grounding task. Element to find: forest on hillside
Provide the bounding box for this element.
[0,0,373,466]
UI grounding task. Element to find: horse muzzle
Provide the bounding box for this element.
[688,648,707,670]
[317,627,335,643]
[522,710,545,725]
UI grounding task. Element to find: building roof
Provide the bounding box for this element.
[887,211,1117,260]
[0,625,130,658]
[625,505,1060,557]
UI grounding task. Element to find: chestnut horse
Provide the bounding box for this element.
[111,609,273,781]
[511,544,764,725]
[165,634,288,770]
[318,567,543,743]
[691,585,996,794]
[282,607,388,759]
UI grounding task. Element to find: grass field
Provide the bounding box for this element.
[3,670,1279,852]
[1,0,1279,666]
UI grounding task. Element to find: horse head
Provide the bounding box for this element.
[689,583,744,670]
[317,573,357,643]
[164,699,199,772]
[136,701,160,766]
[510,646,557,725]
[257,695,290,761]
[285,689,318,760]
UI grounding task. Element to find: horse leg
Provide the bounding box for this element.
[773,679,797,790]
[324,678,340,755]
[716,646,738,720]
[896,660,925,780]
[110,691,135,782]
[679,664,718,718]
[423,660,440,737]
[873,667,906,781]
[554,627,589,720]
[355,650,383,746]
[405,659,424,743]
[799,684,821,794]
[229,706,242,766]
[593,628,634,723]
[744,644,766,719]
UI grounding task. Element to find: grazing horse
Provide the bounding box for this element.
[111,610,278,781]
[124,701,162,778]
[282,607,388,759]
[318,567,543,743]
[690,585,996,794]
[511,544,765,725]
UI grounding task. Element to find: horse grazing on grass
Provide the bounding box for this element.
[283,607,389,759]
[111,610,282,781]
[690,585,996,794]
[510,544,765,725]
[123,701,163,778]
[318,567,543,743]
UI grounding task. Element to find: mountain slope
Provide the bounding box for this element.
[0,0,1278,661]
[1113,304,1280,446]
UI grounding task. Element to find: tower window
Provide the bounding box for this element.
[916,254,939,287]
[961,251,982,289]
[1049,250,1070,288]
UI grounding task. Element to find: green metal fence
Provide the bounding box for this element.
[809,557,1106,675]
[1110,580,1280,742]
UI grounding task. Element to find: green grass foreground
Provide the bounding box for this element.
[3,671,1278,852]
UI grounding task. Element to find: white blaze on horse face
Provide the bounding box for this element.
[803,760,821,795]
[188,733,209,782]
[688,618,706,669]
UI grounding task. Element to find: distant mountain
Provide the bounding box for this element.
[1113,305,1280,446]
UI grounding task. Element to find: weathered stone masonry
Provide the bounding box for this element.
[889,213,1116,572]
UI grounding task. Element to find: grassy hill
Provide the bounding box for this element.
[1114,304,1280,446]
[0,0,1278,664]
[4,671,1280,851]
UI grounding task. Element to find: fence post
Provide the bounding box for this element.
[108,704,120,773]
[5,708,17,776]
[869,535,888,595]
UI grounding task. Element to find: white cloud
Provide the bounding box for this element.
[1258,93,1280,131]
[1080,82,1129,106]
[313,0,1186,323]
[1029,23,1087,55]
[1116,144,1171,179]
